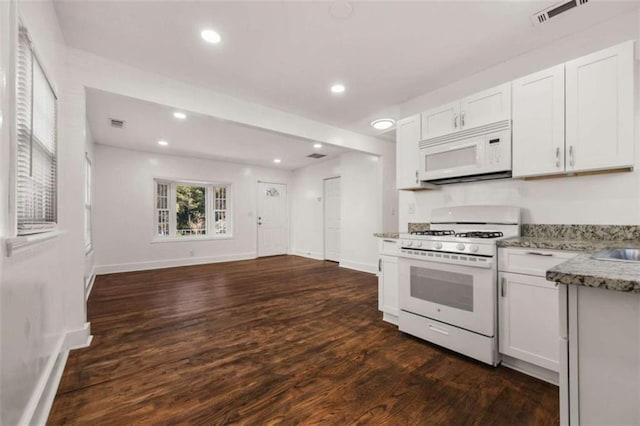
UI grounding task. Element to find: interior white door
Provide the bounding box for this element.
[257,182,288,257]
[324,177,341,262]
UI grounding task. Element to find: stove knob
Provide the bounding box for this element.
[406,241,413,247]
[415,242,423,248]
[457,243,466,251]
[470,245,479,253]
[434,242,443,250]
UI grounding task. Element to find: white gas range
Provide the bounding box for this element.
[398,205,521,366]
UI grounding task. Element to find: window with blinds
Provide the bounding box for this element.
[154,179,231,239]
[16,25,58,235]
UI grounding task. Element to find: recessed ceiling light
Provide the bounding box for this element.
[173,112,186,120]
[371,118,395,130]
[158,140,169,146]
[201,29,221,44]
[313,143,322,149]
[273,158,281,164]
[330,84,345,94]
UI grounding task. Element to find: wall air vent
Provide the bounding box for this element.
[109,118,125,128]
[531,0,588,26]
[307,153,326,159]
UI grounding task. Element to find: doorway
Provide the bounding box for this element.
[324,177,341,262]
[257,181,288,257]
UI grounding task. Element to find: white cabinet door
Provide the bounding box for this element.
[499,271,560,372]
[420,100,460,140]
[396,114,422,190]
[512,65,565,178]
[460,82,511,130]
[566,41,634,172]
[378,254,399,323]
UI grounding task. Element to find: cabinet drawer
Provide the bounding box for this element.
[499,247,577,276]
[378,238,399,256]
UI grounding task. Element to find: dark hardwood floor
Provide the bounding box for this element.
[49,256,559,425]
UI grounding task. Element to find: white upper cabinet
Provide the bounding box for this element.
[420,101,460,140]
[460,82,512,130]
[396,114,423,190]
[512,64,566,178]
[565,41,634,172]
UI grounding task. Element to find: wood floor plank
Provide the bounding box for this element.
[48,256,559,425]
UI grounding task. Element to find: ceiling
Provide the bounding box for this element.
[56,1,638,139]
[86,88,348,170]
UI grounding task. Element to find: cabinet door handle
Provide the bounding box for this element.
[453,114,458,129]
[569,146,575,168]
[415,170,419,184]
[501,277,506,297]
[461,111,465,128]
[378,258,382,272]
[555,147,561,168]
[526,251,554,257]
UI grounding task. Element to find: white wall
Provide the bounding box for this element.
[290,158,341,259]
[93,145,292,273]
[0,0,88,424]
[339,152,382,273]
[398,12,640,229]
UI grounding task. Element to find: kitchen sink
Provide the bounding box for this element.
[591,248,640,262]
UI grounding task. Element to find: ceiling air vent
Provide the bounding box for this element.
[531,0,588,26]
[307,153,326,159]
[109,118,125,128]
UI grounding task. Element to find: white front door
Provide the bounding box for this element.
[324,177,341,262]
[257,182,288,257]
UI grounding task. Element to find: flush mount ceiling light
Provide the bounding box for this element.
[201,29,221,44]
[329,0,354,19]
[273,158,281,164]
[173,112,186,120]
[313,143,322,149]
[371,118,395,130]
[330,83,345,94]
[157,140,169,146]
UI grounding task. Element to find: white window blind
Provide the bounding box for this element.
[16,25,58,235]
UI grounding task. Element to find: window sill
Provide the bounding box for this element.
[151,235,233,244]
[5,229,67,257]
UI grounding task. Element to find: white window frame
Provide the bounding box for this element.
[152,178,233,242]
[84,153,93,254]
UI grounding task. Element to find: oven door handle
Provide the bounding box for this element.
[398,254,493,269]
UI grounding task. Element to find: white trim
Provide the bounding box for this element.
[501,354,559,386]
[290,249,325,261]
[64,322,93,351]
[339,260,377,274]
[5,229,66,257]
[151,235,234,243]
[85,269,96,302]
[17,324,92,426]
[95,252,257,275]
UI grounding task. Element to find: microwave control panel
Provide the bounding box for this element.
[485,129,511,170]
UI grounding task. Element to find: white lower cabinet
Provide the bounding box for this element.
[499,271,560,372]
[498,248,578,379]
[377,238,399,325]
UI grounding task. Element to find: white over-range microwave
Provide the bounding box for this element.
[419,120,512,184]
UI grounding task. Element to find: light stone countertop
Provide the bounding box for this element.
[546,253,640,294]
[498,237,640,253]
[373,232,400,239]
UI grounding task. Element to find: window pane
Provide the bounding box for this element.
[176,185,206,236]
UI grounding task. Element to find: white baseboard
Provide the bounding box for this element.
[64,322,93,351]
[501,354,559,386]
[95,252,257,275]
[19,324,93,425]
[290,249,325,261]
[85,270,96,302]
[339,260,377,274]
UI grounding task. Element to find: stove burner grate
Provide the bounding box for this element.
[455,231,504,239]
[411,230,455,236]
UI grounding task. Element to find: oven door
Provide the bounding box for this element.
[420,137,486,181]
[398,256,496,337]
